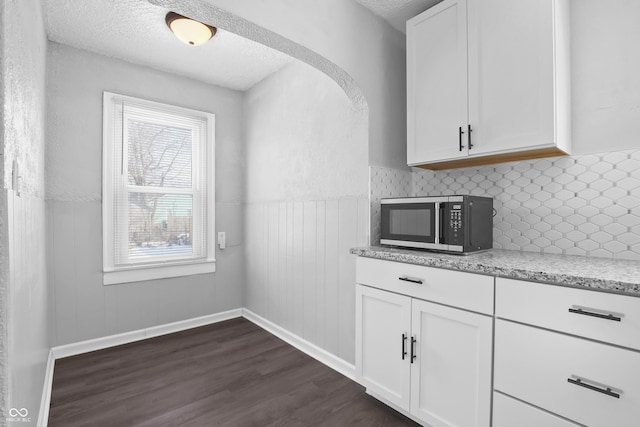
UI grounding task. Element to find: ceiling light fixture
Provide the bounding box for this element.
[165,12,216,46]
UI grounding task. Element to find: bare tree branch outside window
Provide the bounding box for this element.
[126,120,194,259]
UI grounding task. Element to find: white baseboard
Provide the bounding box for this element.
[39,307,355,426]
[50,309,243,359]
[242,308,356,381]
[37,350,55,427]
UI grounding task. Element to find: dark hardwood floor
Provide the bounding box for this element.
[49,317,419,426]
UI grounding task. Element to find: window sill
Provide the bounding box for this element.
[103,260,216,285]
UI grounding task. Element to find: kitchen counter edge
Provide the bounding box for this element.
[351,246,640,297]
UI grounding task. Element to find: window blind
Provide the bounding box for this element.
[109,97,209,267]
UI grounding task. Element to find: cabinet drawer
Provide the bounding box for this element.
[493,392,579,427]
[496,278,640,350]
[356,257,494,315]
[495,320,640,427]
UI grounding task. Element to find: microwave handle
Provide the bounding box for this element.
[438,203,446,244]
[468,201,473,247]
[434,202,440,244]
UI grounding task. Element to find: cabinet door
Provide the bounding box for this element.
[407,0,468,165]
[410,299,492,427]
[467,0,568,156]
[356,285,412,411]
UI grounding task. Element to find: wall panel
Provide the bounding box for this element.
[244,198,367,364]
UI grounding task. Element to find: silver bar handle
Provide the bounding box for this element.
[410,335,417,363]
[401,333,407,360]
[399,276,423,285]
[434,202,440,245]
[569,305,624,322]
[567,375,622,399]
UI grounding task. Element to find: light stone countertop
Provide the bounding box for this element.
[350,246,640,297]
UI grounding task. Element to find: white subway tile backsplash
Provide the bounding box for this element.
[370,148,640,261]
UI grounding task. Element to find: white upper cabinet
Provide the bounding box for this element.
[407,0,571,170]
[407,0,469,164]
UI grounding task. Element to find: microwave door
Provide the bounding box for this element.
[381,203,437,247]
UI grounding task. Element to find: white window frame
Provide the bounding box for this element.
[102,92,215,285]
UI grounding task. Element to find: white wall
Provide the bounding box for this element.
[167,0,407,364]
[571,0,640,154]
[45,0,406,378]
[244,62,368,201]
[0,0,49,423]
[243,61,369,364]
[0,0,7,409]
[46,43,245,346]
[143,0,409,368]
[151,0,409,171]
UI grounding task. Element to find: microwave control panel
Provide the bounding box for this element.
[446,203,464,245]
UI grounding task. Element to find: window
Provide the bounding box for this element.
[102,92,215,285]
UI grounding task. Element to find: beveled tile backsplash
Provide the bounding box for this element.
[370,149,640,261]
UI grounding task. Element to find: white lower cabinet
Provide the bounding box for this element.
[356,259,640,427]
[356,283,493,427]
[493,392,579,427]
[495,278,640,427]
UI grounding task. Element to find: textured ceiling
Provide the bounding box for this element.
[44,0,294,91]
[354,0,443,33]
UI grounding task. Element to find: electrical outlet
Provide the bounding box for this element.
[217,231,226,250]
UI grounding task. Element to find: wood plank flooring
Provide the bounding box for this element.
[49,317,419,426]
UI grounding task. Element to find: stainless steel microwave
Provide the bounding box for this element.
[380,195,493,254]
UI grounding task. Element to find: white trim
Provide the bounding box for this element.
[242,308,356,381]
[205,114,216,260]
[103,260,216,285]
[37,350,55,427]
[104,92,217,119]
[38,308,355,426]
[102,91,216,285]
[51,309,242,359]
